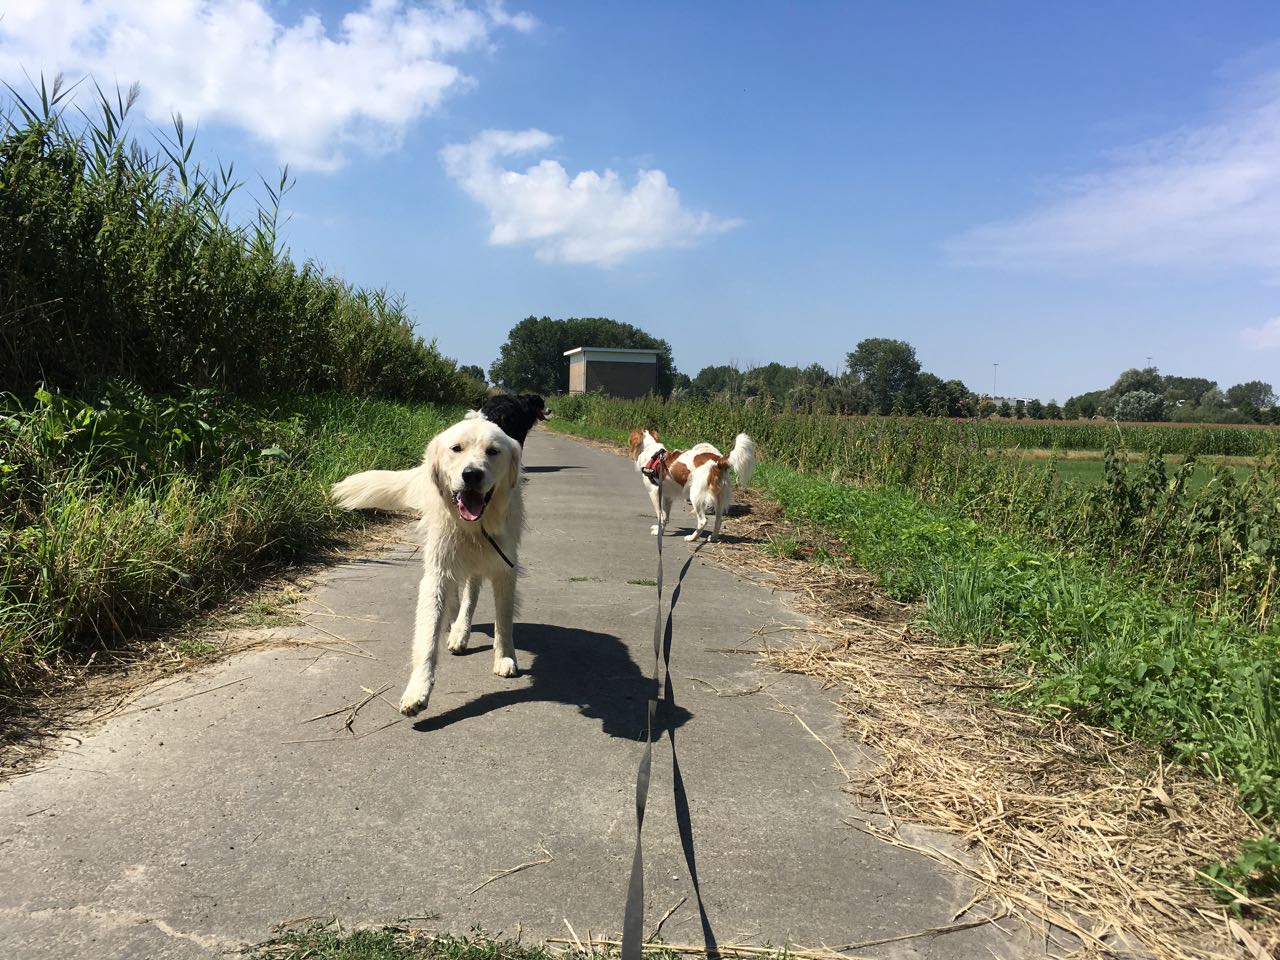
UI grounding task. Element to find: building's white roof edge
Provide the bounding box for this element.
[563,346,661,357]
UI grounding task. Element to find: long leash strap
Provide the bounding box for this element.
[663,562,718,956]
[622,509,718,959]
[621,508,664,960]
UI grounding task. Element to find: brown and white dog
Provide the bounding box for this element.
[630,428,756,542]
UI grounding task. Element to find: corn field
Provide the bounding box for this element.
[557,394,1280,632]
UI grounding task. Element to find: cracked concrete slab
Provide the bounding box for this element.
[0,428,1044,958]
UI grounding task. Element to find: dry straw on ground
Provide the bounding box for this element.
[701,487,1276,960]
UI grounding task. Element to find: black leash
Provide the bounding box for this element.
[621,507,718,960]
[481,525,515,568]
[620,508,664,960]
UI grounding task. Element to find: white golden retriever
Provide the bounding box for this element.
[331,414,523,717]
[630,428,756,542]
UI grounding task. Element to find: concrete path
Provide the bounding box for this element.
[0,429,1041,959]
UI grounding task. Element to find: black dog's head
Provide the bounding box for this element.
[522,394,550,422]
[479,393,551,447]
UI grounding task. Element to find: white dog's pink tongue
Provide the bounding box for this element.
[456,490,486,522]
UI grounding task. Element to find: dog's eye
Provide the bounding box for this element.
[450,444,463,453]
[486,446,499,456]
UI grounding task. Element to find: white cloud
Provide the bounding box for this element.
[0,1,534,171]
[441,128,742,266]
[1241,316,1280,350]
[948,70,1280,275]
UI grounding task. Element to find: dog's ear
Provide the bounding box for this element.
[505,436,522,490]
[425,436,450,499]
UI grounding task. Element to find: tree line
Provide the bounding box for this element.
[1063,368,1278,425]
[486,317,1277,424]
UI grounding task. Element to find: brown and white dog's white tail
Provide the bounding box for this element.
[331,468,422,513]
[726,433,755,488]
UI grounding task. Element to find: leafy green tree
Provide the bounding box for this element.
[1236,400,1262,423]
[1109,366,1163,397]
[1191,387,1231,422]
[1113,390,1165,422]
[1226,380,1276,410]
[489,316,676,395]
[690,364,746,401]
[829,377,871,414]
[1044,400,1062,420]
[458,364,486,383]
[1064,390,1106,419]
[997,399,1012,418]
[846,338,921,415]
[1014,399,1026,419]
[788,363,838,410]
[1027,398,1044,419]
[744,362,802,401]
[1162,376,1216,407]
[941,379,974,417]
[799,362,835,387]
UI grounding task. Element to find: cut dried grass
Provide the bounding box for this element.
[700,487,1274,960]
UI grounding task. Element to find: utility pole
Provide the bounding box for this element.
[992,362,999,397]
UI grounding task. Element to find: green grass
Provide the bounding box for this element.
[1031,456,1255,489]
[0,388,452,691]
[627,578,659,586]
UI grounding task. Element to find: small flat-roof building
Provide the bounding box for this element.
[564,346,660,398]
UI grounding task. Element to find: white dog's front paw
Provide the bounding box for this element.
[493,656,518,678]
[398,679,433,717]
[446,626,470,654]
[650,524,660,535]
[684,532,700,542]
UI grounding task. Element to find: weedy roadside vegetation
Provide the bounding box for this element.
[553,395,1280,910]
[0,78,473,696]
[0,389,451,691]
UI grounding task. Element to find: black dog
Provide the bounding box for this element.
[479,393,549,447]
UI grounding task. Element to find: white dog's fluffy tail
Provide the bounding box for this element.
[727,433,755,488]
[331,468,422,513]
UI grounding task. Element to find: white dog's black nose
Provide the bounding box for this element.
[461,466,484,488]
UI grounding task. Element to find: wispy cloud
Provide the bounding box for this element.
[1241,315,1280,350]
[0,1,534,172]
[441,129,742,266]
[948,70,1280,275]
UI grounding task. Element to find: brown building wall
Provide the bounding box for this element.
[568,361,587,394]
[582,360,656,398]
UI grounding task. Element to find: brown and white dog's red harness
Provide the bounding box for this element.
[640,448,668,486]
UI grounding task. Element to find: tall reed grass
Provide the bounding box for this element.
[0,77,480,406]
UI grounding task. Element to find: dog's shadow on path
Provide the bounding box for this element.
[411,624,691,740]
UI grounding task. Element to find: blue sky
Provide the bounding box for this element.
[5,2,1280,401]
